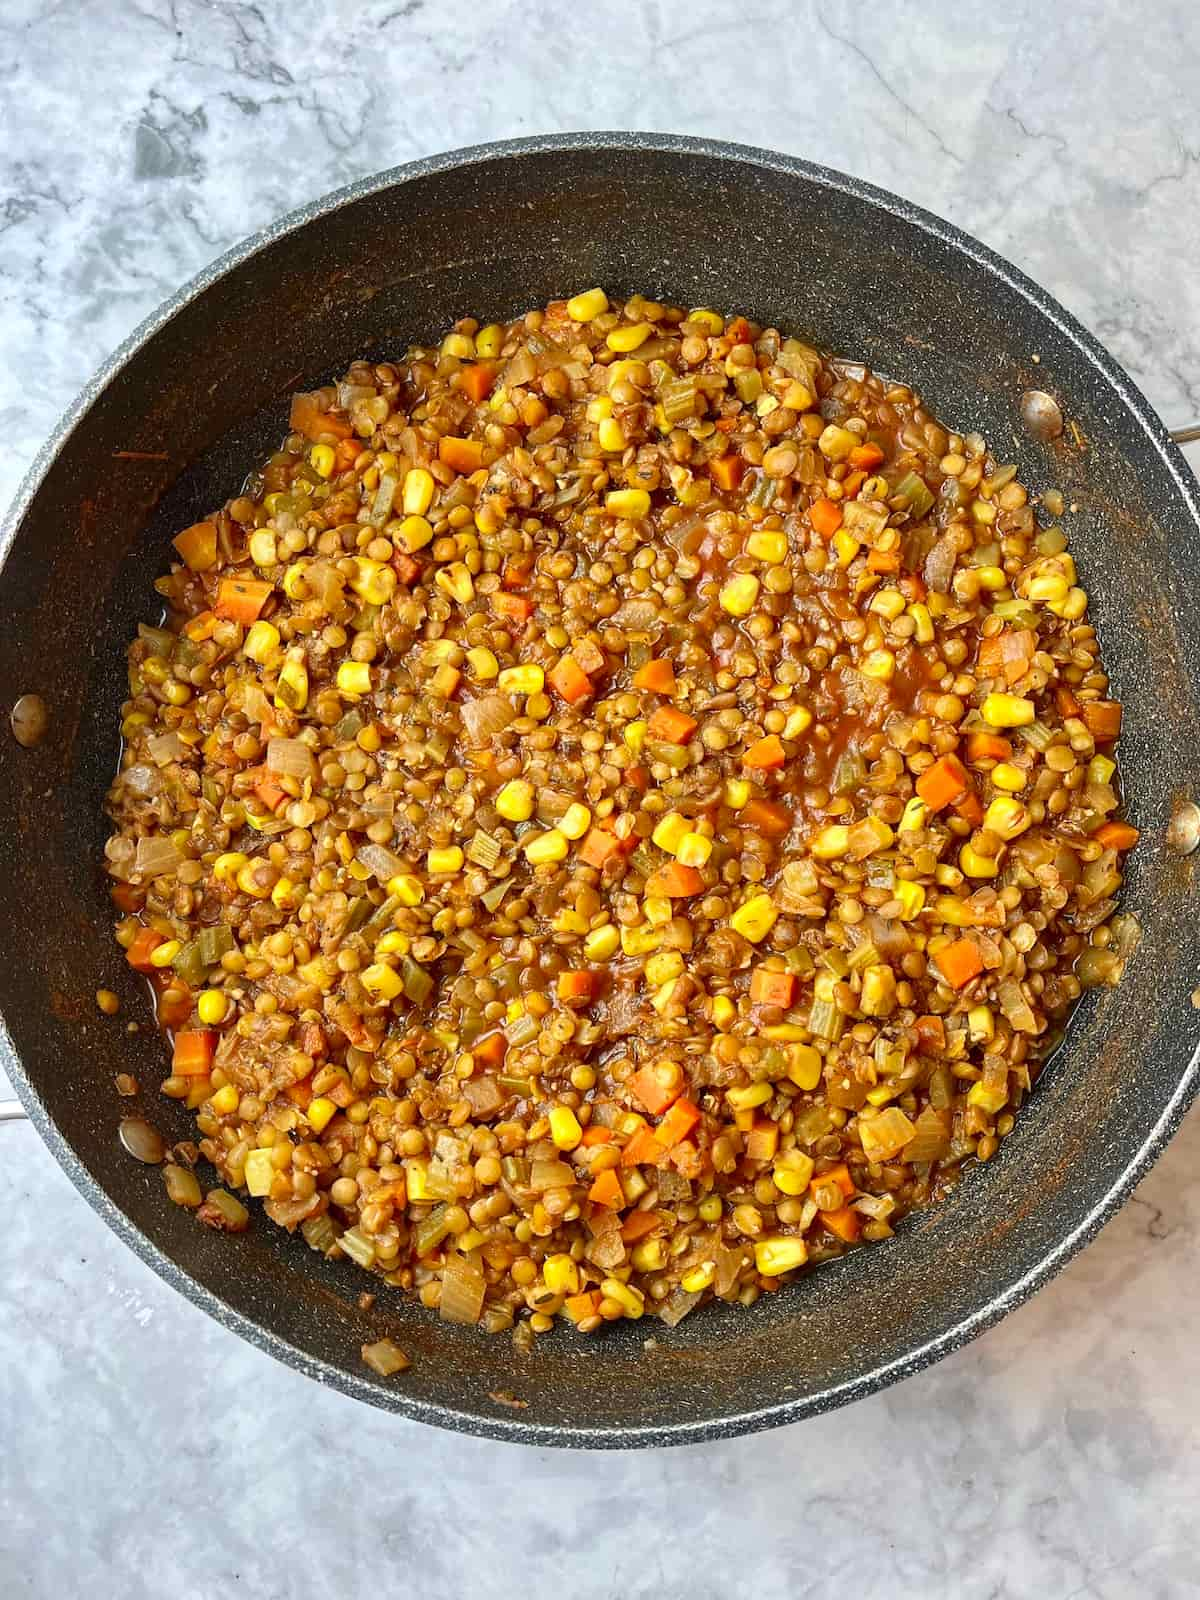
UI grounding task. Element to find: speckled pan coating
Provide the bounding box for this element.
[2,132,1200,1449]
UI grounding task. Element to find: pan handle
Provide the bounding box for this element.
[0,1100,28,1123]
[1171,424,1200,445]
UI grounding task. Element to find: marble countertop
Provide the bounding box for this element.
[3,3,1200,1595]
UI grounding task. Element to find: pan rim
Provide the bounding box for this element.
[3,130,1200,1448]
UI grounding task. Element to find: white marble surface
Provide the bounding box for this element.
[3,2,1200,1595]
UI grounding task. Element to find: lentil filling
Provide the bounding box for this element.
[105,290,1138,1339]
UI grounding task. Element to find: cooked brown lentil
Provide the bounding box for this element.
[104,291,1139,1335]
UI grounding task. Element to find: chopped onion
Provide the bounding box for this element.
[529,1159,576,1191]
[146,731,187,767]
[356,842,405,882]
[134,835,181,878]
[658,1286,703,1327]
[439,1252,486,1325]
[362,1337,410,1376]
[266,737,315,781]
[367,472,399,527]
[460,694,516,743]
[119,763,160,797]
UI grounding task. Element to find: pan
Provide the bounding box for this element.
[3,133,1200,1448]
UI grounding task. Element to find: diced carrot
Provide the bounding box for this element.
[936,938,984,989]
[625,765,648,793]
[629,1063,682,1117]
[743,734,786,770]
[899,575,927,601]
[459,361,498,404]
[183,609,216,642]
[289,391,353,442]
[327,1078,355,1108]
[254,776,287,813]
[1082,700,1123,740]
[393,553,422,585]
[965,732,1012,764]
[820,1206,862,1243]
[843,470,868,498]
[953,790,984,826]
[744,1120,779,1163]
[172,520,217,572]
[644,862,704,899]
[979,629,1036,687]
[646,706,697,744]
[750,968,796,1007]
[298,1020,328,1060]
[620,1209,662,1243]
[580,1125,613,1147]
[914,1015,947,1054]
[916,753,971,811]
[110,882,144,915]
[579,827,620,869]
[556,969,598,1003]
[473,1030,508,1067]
[709,453,746,493]
[867,548,901,573]
[621,1127,666,1168]
[491,591,533,625]
[811,1161,855,1200]
[713,417,738,433]
[1093,821,1139,851]
[437,435,484,474]
[286,1075,314,1110]
[572,636,606,676]
[726,316,753,344]
[502,558,533,589]
[214,577,272,624]
[125,925,165,973]
[549,654,593,705]
[809,497,843,539]
[172,1029,216,1076]
[849,442,886,470]
[1055,685,1081,716]
[655,1097,701,1150]
[335,437,362,471]
[587,1169,624,1208]
[741,798,792,837]
[633,657,677,695]
[563,1290,604,1324]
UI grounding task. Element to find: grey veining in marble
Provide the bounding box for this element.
[3,1,1200,1596]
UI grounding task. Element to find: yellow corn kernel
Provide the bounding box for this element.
[554,907,589,935]
[652,812,690,854]
[870,588,907,621]
[402,468,435,517]
[1089,754,1116,785]
[558,802,592,840]
[586,394,614,422]
[678,1260,716,1294]
[1049,585,1088,621]
[543,1254,580,1296]
[895,879,926,920]
[711,995,736,1032]
[275,658,308,711]
[983,797,1031,840]
[974,564,1008,592]
[403,1159,432,1203]
[197,990,228,1026]
[601,1278,645,1319]
[860,649,896,682]
[991,762,1028,792]
[645,950,684,987]
[812,824,850,859]
[308,442,336,479]
[387,873,424,906]
[361,962,404,1001]
[866,1082,903,1107]
[597,417,626,452]
[213,851,248,884]
[724,779,751,810]
[747,530,788,563]
[719,573,760,615]
[675,831,713,868]
[643,896,672,927]
[727,1082,773,1112]
[782,706,813,739]
[584,924,620,961]
[121,711,151,737]
[475,323,504,359]
[606,322,652,352]
[773,1151,816,1195]
[435,562,475,604]
[960,843,999,879]
[755,1236,809,1276]
[524,829,568,865]
[934,863,963,890]
[209,1083,239,1117]
[1025,572,1069,603]
[397,514,433,552]
[622,720,647,755]
[281,560,309,599]
[621,923,662,957]
[860,964,897,1017]
[688,307,724,335]
[496,779,535,822]
[375,931,410,958]
[300,1095,336,1135]
[967,1005,995,1043]
[832,529,859,568]
[334,661,369,697]
[729,893,778,944]
[981,692,1034,728]
[350,558,395,605]
[441,331,475,360]
[934,895,976,926]
[243,620,280,664]
[148,939,180,968]
[236,862,272,898]
[427,846,464,875]
[497,665,545,696]
[466,646,499,680]
[818,424,858,461]
[782,380,815,411]
[549,1106,583,1151]
[631,1238,668,1273]
[907,602,935,644]
[567,287,609,322]
[429,663,461,700]
[967,1079,1008,1114]
[244,1148,276,1196]
[248,529,277,568]
[605,488,651,519]
[787,1043,823,1091]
